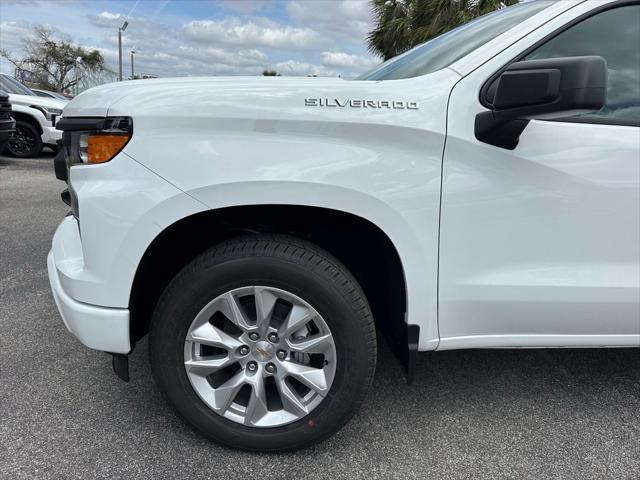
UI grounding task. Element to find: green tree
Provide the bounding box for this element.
[368,0,519,60]
[0,26,106,93]
[262,69,281,76]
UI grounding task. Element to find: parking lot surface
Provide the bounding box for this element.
[1,152,639,479]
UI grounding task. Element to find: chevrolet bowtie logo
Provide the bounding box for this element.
[253,341,275,360]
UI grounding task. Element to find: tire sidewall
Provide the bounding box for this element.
[150,251,375,451]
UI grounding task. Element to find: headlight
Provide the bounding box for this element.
[30,105,63,121]
[54,116,133,220]
[63,117,132,166]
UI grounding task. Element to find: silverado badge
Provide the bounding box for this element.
[305,98,419,109]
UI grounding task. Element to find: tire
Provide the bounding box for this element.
[5,120,42,158]
[149,235,377,451]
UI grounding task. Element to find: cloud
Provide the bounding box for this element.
[2,0,43,5]
[183,17,320,50]
[93,42,268,77]
[274,60,340,77]
[321,51,379,70]
[172,46,267,74]
[2,2,379,80]
[0,20,75,56]
[176,46,266,66]
[286,0,374,42]
[0,21,35,54]
[217,0,272,14]
[84,12,285,77]
[90,11,123,26]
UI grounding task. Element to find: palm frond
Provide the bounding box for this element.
[367,0,520,60]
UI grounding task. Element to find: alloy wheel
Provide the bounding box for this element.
[183,286,337,428]
[7,125,36,156]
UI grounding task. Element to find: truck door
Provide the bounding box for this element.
[439,3,640,348]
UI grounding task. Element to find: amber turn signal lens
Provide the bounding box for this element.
[87,134,130,164]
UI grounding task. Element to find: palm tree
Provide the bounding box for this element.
[368,0,519,61]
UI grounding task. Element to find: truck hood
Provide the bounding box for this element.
[9,93,67,110]
[61,70,462,129]
[62,76,370,118]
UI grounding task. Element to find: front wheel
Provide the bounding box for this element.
[5,121,42,157]
[149,235,377,451]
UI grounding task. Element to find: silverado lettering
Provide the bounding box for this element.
[305,98,419,109]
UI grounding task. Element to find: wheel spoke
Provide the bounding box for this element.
[286,333,332,354]
[211,370,245,412]
[218,292,253,330]
[275,376,309,416]
[244,376,269,426]
[280,303,315,336]
[282,361,329,396]
[187,322,242,351]
[184,356,233,377]
[253,287,278,331]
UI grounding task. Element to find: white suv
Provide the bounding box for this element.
[48,0,639,451]
[0,74,66,157]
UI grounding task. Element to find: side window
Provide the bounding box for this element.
[524,5,640,126]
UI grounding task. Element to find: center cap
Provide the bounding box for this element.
[252,340,275,361]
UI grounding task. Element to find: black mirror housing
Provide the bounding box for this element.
[476,56,608,149]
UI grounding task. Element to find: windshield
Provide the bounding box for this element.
[357,1,554,81]
[34,90,54,98]
[0,74,36,95]
[35,89,67,100]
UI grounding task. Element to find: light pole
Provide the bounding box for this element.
[118,20,128,81]
[75,57,82,96]
[130,50,135,79]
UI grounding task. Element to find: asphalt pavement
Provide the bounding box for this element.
[1,152,639,479]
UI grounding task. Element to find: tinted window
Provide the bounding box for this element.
[0,75,36,96]
[357,1,553,81]
[524,5,640,125]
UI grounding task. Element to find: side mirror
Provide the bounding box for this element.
[475,56,607,149]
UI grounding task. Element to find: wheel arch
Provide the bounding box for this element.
[128,204,411,358]
[9,111,43,134]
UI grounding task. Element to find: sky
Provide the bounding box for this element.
[0,0,382,80]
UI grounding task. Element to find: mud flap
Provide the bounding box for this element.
[111,353,130,382]
[382,322,420,384]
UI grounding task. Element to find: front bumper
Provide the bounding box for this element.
[47,216,131,354]
[41,124,62,146]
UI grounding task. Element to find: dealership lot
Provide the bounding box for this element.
[1,153,639,479]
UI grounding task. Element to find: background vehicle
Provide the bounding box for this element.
[32,88,73,101]
[0,73,67,157]
[0,90,16,153]
[48,0,639,451]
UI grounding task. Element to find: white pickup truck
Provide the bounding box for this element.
[0,74,66,157]
[48,0,639,451]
